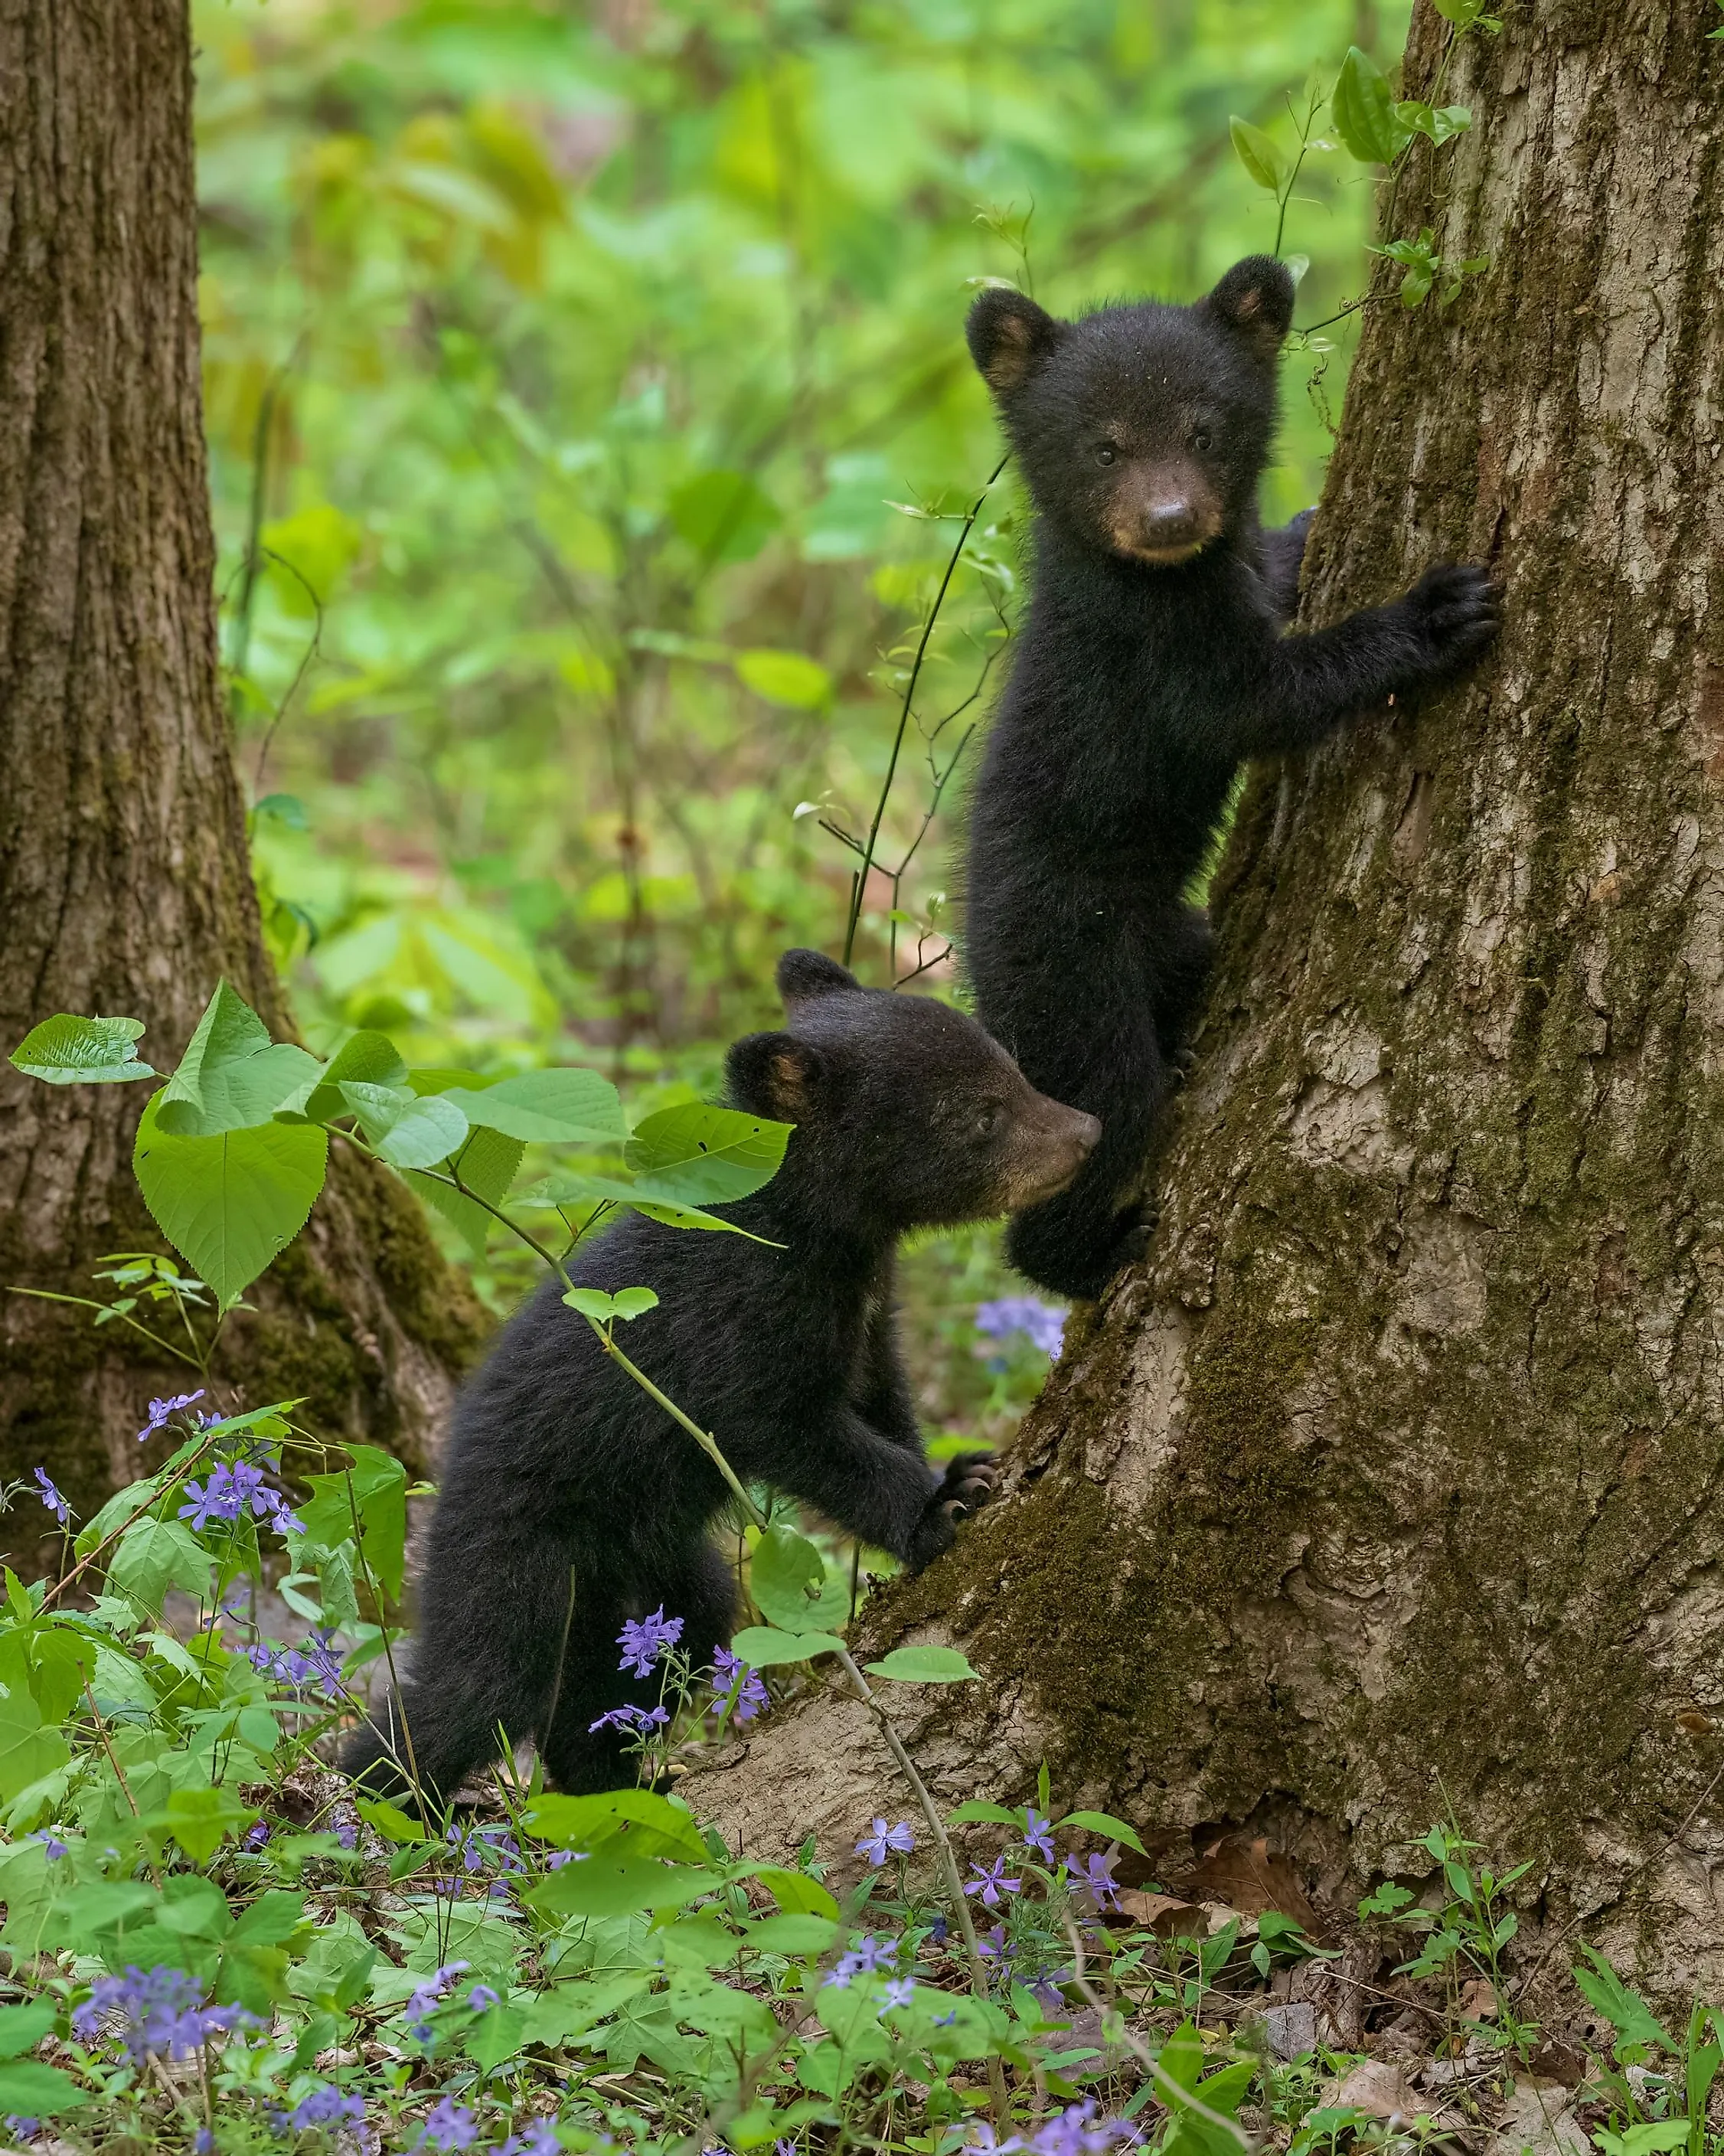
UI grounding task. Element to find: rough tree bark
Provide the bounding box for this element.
[0,2,484,1540]
[696,1,1724,2004]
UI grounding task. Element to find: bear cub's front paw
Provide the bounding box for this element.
[1397,563,1501,684]
[906,1452,999,1572]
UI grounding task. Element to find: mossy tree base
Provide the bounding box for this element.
[0,2,485,1542]
[693,4,1724,2009]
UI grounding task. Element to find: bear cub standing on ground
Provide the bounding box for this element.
[963,256,1500,1300]
[342,950,1099,1809]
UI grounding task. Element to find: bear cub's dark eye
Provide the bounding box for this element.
[1095,444,1118,467]
[975,1102,1004,1138]
[1192,430,1213,452]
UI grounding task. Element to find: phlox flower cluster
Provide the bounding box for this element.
[276,2083,366,2132]
[823,1934,898,1989]
[242,1630,344,1698]
[179,1456,302,1537]
[974,1297,1067,1360]
[403,1962,470,2045]
[435,1823,526,1902]
[616,1606,682,1677]
[1063,1850,1122,1910]
[967,2099,1138,2156]
[136,1390,204,1442]
[72,1965,254,2065]
[710,1646,769,1723]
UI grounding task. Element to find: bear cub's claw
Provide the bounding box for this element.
[907,1452,998,1570]
[1401,562,1501,680]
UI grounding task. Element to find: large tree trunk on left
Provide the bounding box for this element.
[0,1,485,1547]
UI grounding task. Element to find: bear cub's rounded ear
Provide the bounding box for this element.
[775,949,858,1006]
[966,286,1065,395]
[726,1031,826,1124]
[1205,256,1297,359]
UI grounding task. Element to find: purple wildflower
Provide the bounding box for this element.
[824,1934,898,1987]
[854,1818,915,1867]
[588,1702,669,1735]
[495,2128,561,2156]
[29,1831,67,1860]
[178,1459,301,1539]
[1023,1808,1055,1862]
[402,1962,469,2044]
[286,2085,366,2131]
[710,1646,769,1723]
[974,1297,1066,1358]
[300,1631,345,1697]
[416,2096,478,2152]
[136,1390,204,1442]
[31,1469,69,1529]
[977,1925,1007,1960]
[194,2132,214,2155]
[72,1965,253,2065]
[5,2123,40,2145]
[965,1857,1022,1908]
[1024,2099,1136,2156]
[495,2126,560,2156]
[246,1822,271,1850]
[1063,1851,1122,1911]
[881,1977,916,2008]
[467,1983,500,2010]
[616,1606,683,1677]
[332,1808,358,1851]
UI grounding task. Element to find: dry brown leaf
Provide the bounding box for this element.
[1460,1977,1500,2020]
[1170,1831,1323,1932]
[1113,1889,1201,1936]
[1332,2060,1419,2122]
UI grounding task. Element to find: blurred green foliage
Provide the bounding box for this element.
[194,0,1405,1407]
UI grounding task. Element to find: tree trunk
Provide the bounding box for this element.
[694,1,1724,2005]
[0,1,485,1541]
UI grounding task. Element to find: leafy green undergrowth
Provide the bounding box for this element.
[0,1395,1715,2156]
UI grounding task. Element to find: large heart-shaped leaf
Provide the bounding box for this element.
[438,1067,624,1145]
[154,981,321,1136]
[134,1091,328,1307]
[624,1104,792,1205]
[749,1524,851,1635]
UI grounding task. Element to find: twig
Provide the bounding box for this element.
[1063,1918,1252,2150]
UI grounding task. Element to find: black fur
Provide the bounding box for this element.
[963,260,1500,1299]
[341,953,1098,1810]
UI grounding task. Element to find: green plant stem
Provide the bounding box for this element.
[842,454,1008,967]
[830,1642,1007,2118]
[41,1429,227,1612]
[1062,1917,1251,2150]
[6,1287,204,1372]
[341,1464,426,1813]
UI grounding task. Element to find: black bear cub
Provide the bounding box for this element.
[963,256,1500,1300]
[342,951,1098,1808]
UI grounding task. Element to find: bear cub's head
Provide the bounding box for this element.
[966,256,1295,568]
[726,950,1100,1234]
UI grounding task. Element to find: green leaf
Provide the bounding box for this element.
[524,1788,710,1864]
[134,1090,328,1308]
[406,1123,525,1257]
[524,1170,760,1236]
[1332,46,1412,165]
[748,1524,851,1635]
[730,1625,844,1667]
[945,1802,1023,1827]
[0,2060,86,2115]
[1055,1809,1149,1857]
[107,1517,212,1616]
[754,1867,841,1921]
[292,1446,407,1602]
[161,1786,257,1865]
[624,1104,793,1204]
[734,648,833,708]
[358,1797,425,1846]
[1229,115,1288,191]
[1397,99,1471,144]
[0,1690,69,1804]
[0,2001,57,2057]
[563,1286,660,1325]
[287,1030,407,1124]
[1573,1946,1675,2056]
[464,2000,527,2073]
[439,1067,624,1145]
[524,1857,720,1919]
[668,469,782,565]
[154,982,321,1136]
[864,1645,978,1684]
[9,1014,153,1085]
[337,1083,470,1168]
